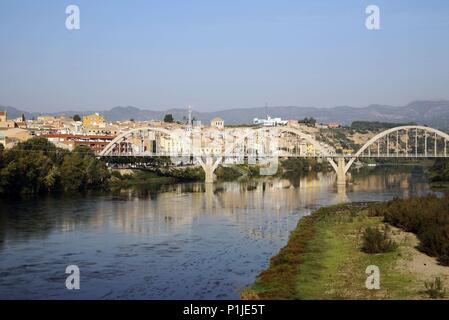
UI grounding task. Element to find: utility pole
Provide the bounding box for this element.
[188,105,192,126]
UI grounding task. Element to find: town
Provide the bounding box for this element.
[0,109,345,157]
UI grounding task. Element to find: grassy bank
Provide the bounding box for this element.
[243,202,449,300]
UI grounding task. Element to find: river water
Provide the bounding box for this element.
[0,166,436,299]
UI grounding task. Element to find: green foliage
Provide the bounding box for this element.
[298,117,316,127]
[278,158,328,177]
[73,114,81,122]
[371,195,449,265]
[350,121,416,132]
[361,226,397,254]
[163,113,174,123]
[424,277,445,299]
[110,170,176,188]
[104,155,171,167]
[214,166,243,180]
[0,137,110,196]
[164,166,204,181]
[280,158,309,174]
[429,158,449,183]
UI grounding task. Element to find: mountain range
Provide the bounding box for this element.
[2,100,449,129]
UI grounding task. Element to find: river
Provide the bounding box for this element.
[0,166,436,299]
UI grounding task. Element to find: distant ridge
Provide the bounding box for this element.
[1,100,449,129]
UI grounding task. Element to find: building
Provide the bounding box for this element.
[0,128,32,148]
[43,133,116,154]
[210,117,224,130]
[328,122,341,129]
[253,116,288,127]
[287,119,300,128]
[0,111,17,129]
[0,111,7,125]
[82,113,105,127]
[37,115,56,122]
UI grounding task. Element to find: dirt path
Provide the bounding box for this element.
[391,226,449,288]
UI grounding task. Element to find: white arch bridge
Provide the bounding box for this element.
[98,125,449,184]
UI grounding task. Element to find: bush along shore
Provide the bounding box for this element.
[0,138,110,196]
[0,138,330,196]
[429,158,449,189]
[243,199,449,300]
[110,157,330,187]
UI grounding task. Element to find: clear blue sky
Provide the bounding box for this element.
[1,0,449,112]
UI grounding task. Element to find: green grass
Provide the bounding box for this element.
[243,203,421,300]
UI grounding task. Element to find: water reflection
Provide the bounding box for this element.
[0,166,437,299]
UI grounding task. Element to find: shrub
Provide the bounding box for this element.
[424,277,445,299]
[0,138,110,195]
[361,226,397,254]
[371,195,449,265]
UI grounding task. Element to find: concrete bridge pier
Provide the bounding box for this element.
[336,158,347,186]
[326,157,349,186]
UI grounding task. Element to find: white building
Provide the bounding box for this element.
[253,116,287,127]
[210,117,224,130]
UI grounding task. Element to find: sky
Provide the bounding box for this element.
[1,0,449,112]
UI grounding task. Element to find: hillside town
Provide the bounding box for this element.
[0,109,349,156]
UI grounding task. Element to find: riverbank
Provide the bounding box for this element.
[110,158,330,188]
[242,202,449,300]
[429,158,449,189]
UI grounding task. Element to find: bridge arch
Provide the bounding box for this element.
[99,124,449,185]
[99,126,217,177]
[208,126,337,178]
[344,125,449,173]
[99,126,175,157]
[100,125,338,183]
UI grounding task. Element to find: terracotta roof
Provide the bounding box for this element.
[43,134,115,139]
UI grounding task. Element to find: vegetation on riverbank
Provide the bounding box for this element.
[429,159,449,188]
[114,157,328,187]
[243,200,449,300]
[214,158,329,181]
[371,195,449,266]
[0,138,110,196]
[110,166,205,188]
[0,136,331,195]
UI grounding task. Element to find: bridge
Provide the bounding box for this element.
[98,125,449,185]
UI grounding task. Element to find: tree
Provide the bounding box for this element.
[299,117,316,127]
[60,152,85,192]
[430,159,449,182]
[0,137,110,196]
[73,114,81,122]
[164,114,174,123]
